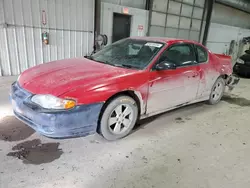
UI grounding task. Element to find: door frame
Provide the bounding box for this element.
[146,42,201,114]
[112,12,132,43]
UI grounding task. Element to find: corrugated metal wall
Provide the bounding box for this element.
[211,3,250,28]
[0,0,94,76]
[149,0,206,42]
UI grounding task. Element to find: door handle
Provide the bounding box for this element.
[192,73,199,78]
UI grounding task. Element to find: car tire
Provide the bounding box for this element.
[207,77,225,105]
[99,96,138,141]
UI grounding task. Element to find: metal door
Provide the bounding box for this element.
[112,13,131,43]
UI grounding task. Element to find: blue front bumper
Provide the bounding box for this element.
[10,82,103,138]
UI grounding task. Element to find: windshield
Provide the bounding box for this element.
[90,38,164,69]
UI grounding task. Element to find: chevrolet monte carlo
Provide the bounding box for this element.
[10,37,239,140]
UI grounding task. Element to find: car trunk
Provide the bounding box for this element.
[214,53,232,67]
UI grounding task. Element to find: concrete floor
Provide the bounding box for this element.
[0,76,250,188]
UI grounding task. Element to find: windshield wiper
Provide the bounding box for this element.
[88,57,107,64]
[89,57,137,69]
[91,59,116,67]
[114,64,137,69]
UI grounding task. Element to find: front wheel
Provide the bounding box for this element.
[207,77,225,105]
[99,96,138,141]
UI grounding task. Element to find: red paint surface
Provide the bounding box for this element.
[19,37,233,114]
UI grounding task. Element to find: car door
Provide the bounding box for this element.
[146,43,201,114]
[194,44,213,99]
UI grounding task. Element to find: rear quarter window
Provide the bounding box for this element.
[196,45,208,63]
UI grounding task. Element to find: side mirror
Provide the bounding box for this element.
[155,61,177,71]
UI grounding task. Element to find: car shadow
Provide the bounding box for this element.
[132,102,209,133]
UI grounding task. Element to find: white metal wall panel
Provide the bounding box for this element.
[207,23,239,54]
[207,23,250,62]
[151,12,166,27]
[101,0,146,9]
[211,3,250,28]
[180,17,191,29]
[152,0,169,12]
[165,28,178,38]
[0,0,6,76]
[193,7,203,19]
[208,3,250,61]
[0,0,4,25]
[168,1,181,14]
[183,0,194,5]
[191,19,201,31]
[195,0,205,7]
[181,4,193,17]
[150,26,165,37]
[189,31,200,41]
[166,15,179,28]
[149,0,205,42]
[0,0,94,76]
[101,2,149,44]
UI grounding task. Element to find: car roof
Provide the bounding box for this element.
[130,36,202,45]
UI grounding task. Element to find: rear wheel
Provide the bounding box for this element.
[208,77,225,105]
[99,96,138,141]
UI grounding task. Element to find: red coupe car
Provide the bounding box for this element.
[10,37,239,140]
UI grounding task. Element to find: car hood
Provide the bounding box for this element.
[19,58,137,96]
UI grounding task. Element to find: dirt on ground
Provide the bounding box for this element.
[1,77,250,188]
[0,116,35,142]
[7,139,63,165]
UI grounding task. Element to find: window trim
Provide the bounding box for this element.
[151,42,198,71]
[194,44,209,64]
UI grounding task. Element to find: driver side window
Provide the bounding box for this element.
[158,44,196,67]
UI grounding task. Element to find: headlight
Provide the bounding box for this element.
[237,58,244,64]
[31,94,76,110]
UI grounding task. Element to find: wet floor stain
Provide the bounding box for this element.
[222,95,250,107]
[0,116,35,142]
[7,139,63,165]
[175,117,185,123]
[185,117,192,120]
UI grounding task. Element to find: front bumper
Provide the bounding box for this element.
[10,82,103,138]
[226,74,240,91]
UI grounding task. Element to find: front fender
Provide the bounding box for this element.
[60,83,148,115]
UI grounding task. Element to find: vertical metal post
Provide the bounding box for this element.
[145,0,150,10]
[198,0,207,42]
[146,0,153,36]
[202,0,214,46]
[94,0,101,51]
[164,0,170,37]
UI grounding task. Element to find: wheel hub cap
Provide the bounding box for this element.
[212,81,223,101]
[108,104,134,134]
